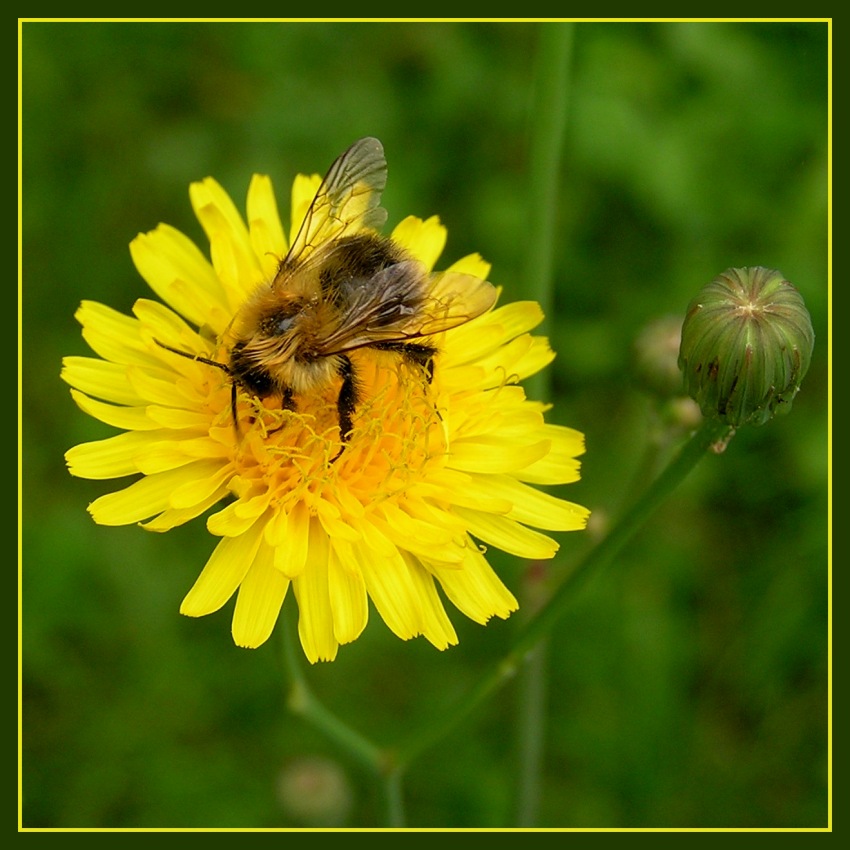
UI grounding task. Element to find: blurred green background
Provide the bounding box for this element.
[21,21,829,829]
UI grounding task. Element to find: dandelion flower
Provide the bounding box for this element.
[62,139,589,662]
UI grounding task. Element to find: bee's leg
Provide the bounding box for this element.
[373,341,443,427]
[332,355,359,461]
[375,341,437,382]
[230,382,240,436]
[413,349,436,384]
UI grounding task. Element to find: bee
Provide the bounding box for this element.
[157,137,497,456]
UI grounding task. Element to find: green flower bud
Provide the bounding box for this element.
[678,267,814,427]
[634,314,686,398]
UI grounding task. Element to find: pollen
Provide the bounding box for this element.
[225,352,445,519]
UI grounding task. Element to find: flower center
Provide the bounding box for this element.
[210,351,447,512]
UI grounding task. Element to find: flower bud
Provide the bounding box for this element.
[678,267,814,427]
[276,755,353,826]
[634,314,686,398]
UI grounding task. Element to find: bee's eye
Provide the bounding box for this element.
[272,315,296,335]
[261,309,299,338]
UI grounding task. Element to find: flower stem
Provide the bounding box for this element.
[280,605,382,772]
[522,21,573,354]
[511,418,732,656]
[279,609,408,826]
[516,21,575,827]
[393,417,733,768]
[515,633,548,826]
[383,766,407,828]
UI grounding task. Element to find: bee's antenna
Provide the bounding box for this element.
[155,338,241,436]
[153,339,231,374]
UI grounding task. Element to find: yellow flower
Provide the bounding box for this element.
[62,162,589,662]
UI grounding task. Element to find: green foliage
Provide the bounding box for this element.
[22,20,828,828]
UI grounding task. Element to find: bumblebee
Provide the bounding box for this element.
[158,137,496,454]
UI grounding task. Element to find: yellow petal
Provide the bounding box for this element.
[446,252,491,281]
[439,323,509,369]
[69,390,157,432]
[145,406,213,431]
[466,474,591,532]
[75,301,158,367]
[418,468,512,515]
[354,524,423,640]
[426,270,497,334]
[390,215,446,271]
[135,437,227,475]
[292,519,338,663]
[489,301,545,340]
[232,539,290,648]
[181,519,265,617]
[446,388,543,446]
[66,431,173,479]
[438,300,544,372]
[327,541,368,645]
[375,501,462,563]
[452,506,561,560]
[247,174,287,280]
[132,297,211,351]
[87,461,225,525]
[170,462,233,509]
[264,504,290,547]
[189,177,263,309]
[428,544,518,624]
[404,554,458,650]
[437,363,489,394]
[272,502,311,578]
[207,495,269,537]
[448,437,552,475]
[369,519,458,569]
[129,224,230,331]
[140,484,229,532]
[317,510,361,543]
[470,335,553,389]
[515,425,586,485]
[509,336,557,382]
[61,357,146,406]
[289,173,322,246]
[126,366,205,408]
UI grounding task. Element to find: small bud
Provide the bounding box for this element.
[634,314,686,398]
[678,267,814,427]
[276,755,353,826]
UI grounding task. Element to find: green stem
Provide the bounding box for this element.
[392,417,733,767]
[522,21,573,355]
[510,418,731,658]
[515,637,548,826]
[280,607,408,825]
[516,22,575,827]
[280,606,384,775]
[383,766,407,829]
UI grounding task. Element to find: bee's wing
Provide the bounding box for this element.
[317,264,498,354]
[284,137,388,267]
[416,269,499,335]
